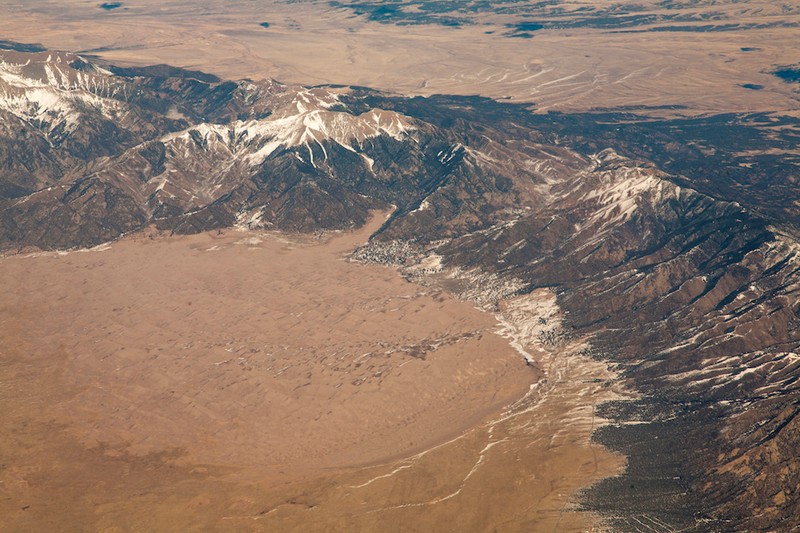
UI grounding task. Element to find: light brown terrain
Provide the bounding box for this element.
[0,0,798,116]
[0,214,625,531]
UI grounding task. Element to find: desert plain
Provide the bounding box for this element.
[1,214,626,531]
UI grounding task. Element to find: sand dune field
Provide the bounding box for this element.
[0,214,627,531]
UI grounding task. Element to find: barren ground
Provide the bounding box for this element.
[0,214,624,531]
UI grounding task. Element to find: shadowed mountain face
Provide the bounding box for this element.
[2,49,799,530]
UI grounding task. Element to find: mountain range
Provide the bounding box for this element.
[1,45,798,531]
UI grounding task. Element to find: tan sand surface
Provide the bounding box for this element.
[0,215,625,531]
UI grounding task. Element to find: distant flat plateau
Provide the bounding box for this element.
[0,0,798,117]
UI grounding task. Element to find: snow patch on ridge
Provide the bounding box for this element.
[578,149,666,228]
[0,54,124,135]
[160,92,414,168]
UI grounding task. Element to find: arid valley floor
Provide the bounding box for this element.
[1,215,625,531]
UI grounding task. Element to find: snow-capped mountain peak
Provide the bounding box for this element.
[161,90,415,167]
[0,50,124,138]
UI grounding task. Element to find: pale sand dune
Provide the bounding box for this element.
[1,214,531,469]
[0,215,625,531]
